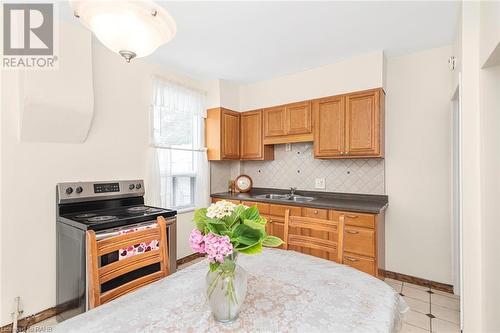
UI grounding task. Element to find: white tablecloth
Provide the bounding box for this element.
[54,249,408,333]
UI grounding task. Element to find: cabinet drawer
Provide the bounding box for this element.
[269,204,301,217]
[343,226,375,257]
[241,201,270,215]
[343,252,376,276]
[330,211,375,229]
[302,207,328,219]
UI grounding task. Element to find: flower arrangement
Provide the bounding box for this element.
[190,200,284,322]
[190,200,283,271]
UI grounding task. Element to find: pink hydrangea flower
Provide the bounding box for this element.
[204,233,233,263]
[189,229,206,253]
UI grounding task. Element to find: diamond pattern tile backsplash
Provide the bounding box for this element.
[240,143,385,194]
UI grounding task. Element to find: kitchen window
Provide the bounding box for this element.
[150,78,209,211]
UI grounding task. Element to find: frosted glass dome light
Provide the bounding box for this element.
[70,0,176,62]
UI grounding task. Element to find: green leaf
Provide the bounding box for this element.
[194,208,207,223]
[237,242,263,255]
[209,262,220,272]
[193,208,208,231]
[206,218,225,225]
[233,224,262,245]
[243,219,265,232]
[262,235,284,247]
[241,205,259,221]
[206,222,229,235]
[225,205,246,227]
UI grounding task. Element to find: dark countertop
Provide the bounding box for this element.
[211,187,388,214]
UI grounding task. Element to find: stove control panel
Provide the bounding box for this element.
[94,183,120,193]
[57,180,145,203]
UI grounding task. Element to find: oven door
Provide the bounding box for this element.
[86,217,176,309]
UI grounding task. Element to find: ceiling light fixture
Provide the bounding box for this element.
[70,0,176,62]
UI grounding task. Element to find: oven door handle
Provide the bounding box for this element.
[94,217,176,240]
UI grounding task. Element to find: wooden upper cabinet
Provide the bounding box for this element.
[263,106,287,137]
[313,88,384,159]
[263,102,313,144]
[286,101,312,135]
[206,107,240,160]
[345,90,382,157]
[221,110,240,159]
[313,96,345,158]
[240,110,274,160]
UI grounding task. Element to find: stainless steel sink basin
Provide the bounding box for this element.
[288,196,315,202]
[255,194,290,200]
[254,193,315,202]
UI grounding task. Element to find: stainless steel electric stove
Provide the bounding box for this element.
[56,180,176,322]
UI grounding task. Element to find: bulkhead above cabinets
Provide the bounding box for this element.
[206,88,385,161]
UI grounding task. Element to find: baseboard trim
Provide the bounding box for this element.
[176,252,205,266]
[380,269,454,294]
[0,306,57,333]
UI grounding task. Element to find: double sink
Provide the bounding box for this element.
[254,193,315,203]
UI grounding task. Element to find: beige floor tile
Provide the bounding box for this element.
[431,318,460,332]
[404,296,430,314]
[401,322,430,332]
[385,278,403,292]
[431,293,460,311]
[405,310,431,331]
[404,282,430,291]
[403,284,431,302]
[431,304,460,324]
[431,289,460,299]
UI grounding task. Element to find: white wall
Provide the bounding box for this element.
[238,51,384,110]
[457,2,483,331]
[385,46,453,284]
[479,2,500,332]
[0,29,218,325]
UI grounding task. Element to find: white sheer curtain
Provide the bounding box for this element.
[146,77,209,210]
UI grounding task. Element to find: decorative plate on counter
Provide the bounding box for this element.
[235,175,253,193]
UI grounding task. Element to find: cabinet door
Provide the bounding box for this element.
[221,109,240,159]
[264,106,287,137]
[286,101,312,135]
[345,90,381,156]
[313,96,345,158]
[240,110,263,160]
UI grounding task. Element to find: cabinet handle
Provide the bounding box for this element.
[344,256,358,262]
[345,229,359,234]
[314,210,318,214]
[269,218,273,224]
[346,214,358,218]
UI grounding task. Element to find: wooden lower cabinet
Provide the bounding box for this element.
[343,252,376,276]
[232,199,384,278]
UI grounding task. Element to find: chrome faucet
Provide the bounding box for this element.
[289,187,297,196]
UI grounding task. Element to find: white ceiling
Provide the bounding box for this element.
[63,1,461,83]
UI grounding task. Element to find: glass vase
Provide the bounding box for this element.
[205,253,248,323]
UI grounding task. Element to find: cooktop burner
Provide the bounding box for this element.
[75,213,97,219]
[127,206,148,213]
[87,215,117,222]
